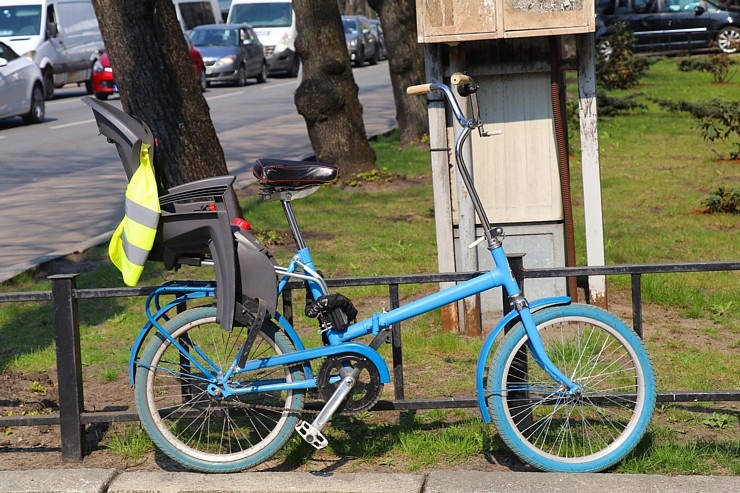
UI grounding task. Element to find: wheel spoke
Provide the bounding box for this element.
[486,305,655,472]
[135,307,304,472]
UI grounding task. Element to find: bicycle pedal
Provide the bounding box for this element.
[295,420,328,449]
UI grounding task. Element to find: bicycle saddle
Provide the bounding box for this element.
[253,159,338,192]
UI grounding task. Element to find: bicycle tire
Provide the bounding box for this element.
[134,306,305,473]
[486,303,655,473]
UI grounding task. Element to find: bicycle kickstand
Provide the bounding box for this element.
[295,374,356,449]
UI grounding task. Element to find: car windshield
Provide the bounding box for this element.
[191,27,239,46]
[343,19,359,34]
[0,6,42,37]
[229,3,292,28]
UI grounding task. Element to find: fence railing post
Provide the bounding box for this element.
[50,274,85,462]
[631,273,643,338]
[388,283,404,400]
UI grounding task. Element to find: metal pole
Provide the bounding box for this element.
[50,274,85,462]
[631,273,643,338]
[389,283,404,400]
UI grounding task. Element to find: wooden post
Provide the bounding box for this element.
[450,44,481,336]
[424,43,459,332]
[576,33,608,308]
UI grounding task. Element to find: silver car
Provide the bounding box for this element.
[189,24,268,86]
[0,41,44,124]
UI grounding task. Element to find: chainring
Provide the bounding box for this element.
[317,354,383,414]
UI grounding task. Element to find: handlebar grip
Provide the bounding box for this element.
[451,73,471,85]
[406,83,432,96]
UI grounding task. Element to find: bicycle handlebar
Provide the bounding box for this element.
[450,72,471,85]
[406,83,432,96]
[405,73,494,243]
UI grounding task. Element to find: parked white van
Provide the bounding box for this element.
[173,0,222,31]
[227,0,298,77]
[0,0,103,99]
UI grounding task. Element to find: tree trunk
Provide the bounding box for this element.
[90,0,227,189]
[293,0,376,178]
[368,0,428,147]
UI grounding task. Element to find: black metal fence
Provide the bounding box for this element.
[0,259,738,462]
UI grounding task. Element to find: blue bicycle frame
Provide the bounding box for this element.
[129,79,582,420]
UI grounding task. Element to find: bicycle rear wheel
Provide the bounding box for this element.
[134,306,305,473]
[486,303,655,473]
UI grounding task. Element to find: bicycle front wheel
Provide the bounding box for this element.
[134,306,305,473]
[486,303,655,473]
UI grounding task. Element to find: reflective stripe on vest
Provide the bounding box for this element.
[109,144,160,286]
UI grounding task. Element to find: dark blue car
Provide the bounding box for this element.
[596,0,740,57]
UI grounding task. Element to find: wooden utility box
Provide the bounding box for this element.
[416,0,595,43]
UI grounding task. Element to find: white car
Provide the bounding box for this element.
[0,41,45,124]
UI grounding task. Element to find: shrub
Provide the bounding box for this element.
[652,98,740,160]
[596,23,651,90]
[677,54,736,83]
[703,186,740,214]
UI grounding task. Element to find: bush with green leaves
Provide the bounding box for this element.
[703,186,740,214]
[652,98,740,160]
[596,22,652,90]
[677,54,737,83]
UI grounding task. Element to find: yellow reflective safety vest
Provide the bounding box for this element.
[109,144,160,286]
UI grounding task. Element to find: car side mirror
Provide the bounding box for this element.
[0,57,7,68]
[694,5,705,14]
[46,21,58,38]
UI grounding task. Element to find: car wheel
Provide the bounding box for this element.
[257,60,268,83]
[597,39,613,61]
[236,64,247,86]
[42,69,54,100]
[22,83,45,124]
[287,55,300,78]
[198,67,207,92]
[353,48,364,68]
[85,76,94,95]
[288,55,300,78]
[95,92,109,101]
[369,48,378,66]
[716,26,740,54]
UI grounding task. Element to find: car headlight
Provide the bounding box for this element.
[213,55,236,69]
[92,60,108,73]
[347,39,357,47]
[23,49,36,62]
[274,31,294,53]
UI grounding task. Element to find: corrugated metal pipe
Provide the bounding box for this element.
[549,36,578,301]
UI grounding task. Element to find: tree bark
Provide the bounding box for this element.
[90,0,227,189]
[368,0,428,147]
[293,0,376,178]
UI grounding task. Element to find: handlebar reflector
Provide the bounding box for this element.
[406,83,432,96]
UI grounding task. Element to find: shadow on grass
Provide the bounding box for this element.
[264,410,532,473]
[0,247,189,370]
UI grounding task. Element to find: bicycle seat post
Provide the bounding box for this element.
[281,199,306,250]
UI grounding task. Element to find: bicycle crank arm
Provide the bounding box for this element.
[295,374,355,449]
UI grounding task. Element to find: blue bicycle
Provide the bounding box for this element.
[86,74,656,474]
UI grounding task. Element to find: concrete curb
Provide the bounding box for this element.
[109,471,425,493]
[0,469,738,493]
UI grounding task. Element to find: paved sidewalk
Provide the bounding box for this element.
[0,469,738,493]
